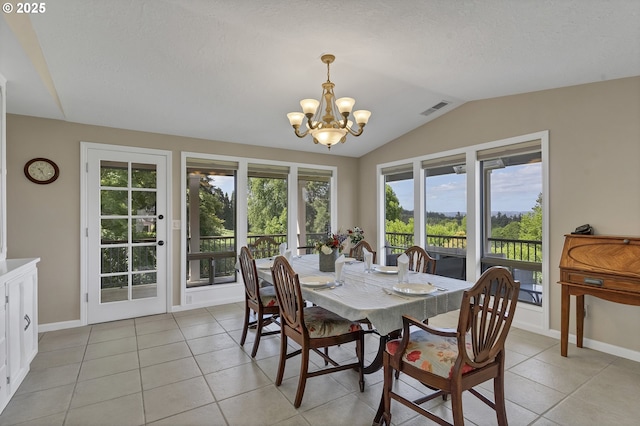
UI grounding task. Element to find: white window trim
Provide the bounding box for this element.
[179,151,338,309]
[377,130,549,333]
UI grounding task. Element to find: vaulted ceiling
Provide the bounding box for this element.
[2,0,639,157]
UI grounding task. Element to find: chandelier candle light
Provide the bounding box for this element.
[287,54,371,150]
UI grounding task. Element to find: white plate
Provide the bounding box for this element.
[392,283,437,295]
[300,276,334,287]
[342,257,357,263]
[374,266,398,274]
[256,261,273,270]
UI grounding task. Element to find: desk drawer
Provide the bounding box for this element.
[562,270,640,294]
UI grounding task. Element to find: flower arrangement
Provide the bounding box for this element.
[315,232,348,254]
[347,226,365,244]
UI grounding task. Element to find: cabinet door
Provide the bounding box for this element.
[0,287,7,412]
[21,270,37,364]
[6,268,38,391]
[6,278,21,389]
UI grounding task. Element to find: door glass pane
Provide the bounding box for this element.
[131,191,156,215]
[186,159,237,288]
[384,170,413,265]
[132,163,157,188]
[99,160,161,304]
[132,246,156,271]
[132,244,156,300]
[100,161,128,187]
[425,160,467,280]
[101,190,128,215]
[133,217,156,242]
[101,275,128,302]
[101,219,128,244]
[101,247,128,273]
[298,170,331,254]
[133,272,157,299]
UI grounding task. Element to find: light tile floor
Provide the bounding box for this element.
[1,303,639,425]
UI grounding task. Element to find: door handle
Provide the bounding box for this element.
[158,241,165,246]
[24,314,31,331]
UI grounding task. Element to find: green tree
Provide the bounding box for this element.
[385,184,401,222]
[305,181,331,234]
[247,177,288,234]
[519,193,543,241]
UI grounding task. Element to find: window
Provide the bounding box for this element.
[185,158,237,287]
[382,164,413,265]
[298,168,332,254]
[181,153,337,307]
[423,154,467,279]
[246,163,289,257]
[377,131,549,329]
[479,141,543,306]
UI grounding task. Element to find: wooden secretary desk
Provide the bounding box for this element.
[558,234,640,356]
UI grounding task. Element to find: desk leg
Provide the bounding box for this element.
[576,294,585,349]
[560,284,569,357]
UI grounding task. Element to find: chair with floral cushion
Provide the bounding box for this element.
[270,255,365,408]
[350,240,377,264]
[405,245,437,274]
[238,246,280,358]
[376,266,520,426]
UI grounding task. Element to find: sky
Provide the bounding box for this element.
[392,163,542,213]
[208,162,542,214]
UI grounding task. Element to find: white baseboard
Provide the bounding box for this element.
[39,319,84,333]
[171,296,243,312]
[545,329,640,362]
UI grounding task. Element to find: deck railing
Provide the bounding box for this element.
[186,232,327,285]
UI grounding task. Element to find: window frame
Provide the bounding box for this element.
[180,152,337,307]
[377,130,549,332]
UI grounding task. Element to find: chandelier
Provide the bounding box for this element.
[287,54,371,150]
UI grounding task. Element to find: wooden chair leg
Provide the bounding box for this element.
[294,348,310,408]
[450,388,465,426]
[494,375,508,426]
[239,304,250,346]
[250,310,263,358]
[275,332,287,386]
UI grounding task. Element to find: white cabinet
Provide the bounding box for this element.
[0,258,39,414]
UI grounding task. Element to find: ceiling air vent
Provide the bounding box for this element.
[420,101,450,116]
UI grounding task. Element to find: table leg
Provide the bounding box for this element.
[576,294,585,348]
[560,284,569,357]
[363,330,400,375]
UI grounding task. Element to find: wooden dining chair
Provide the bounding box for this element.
[350,240,377,264]
[249,236,279,259]
[404,245,437,274]
[270,255,365,408]
[376,266,520,426]
[238,246,280,358]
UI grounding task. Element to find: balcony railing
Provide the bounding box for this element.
[385,232,543,306]
[186,232,327,286]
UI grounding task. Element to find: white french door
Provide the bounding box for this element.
[85,145,169,324]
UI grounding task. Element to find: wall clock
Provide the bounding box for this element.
[24,158,60,184]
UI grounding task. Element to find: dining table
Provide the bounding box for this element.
[255,254,474,374]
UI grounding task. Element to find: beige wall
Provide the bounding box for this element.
[6,116,359,324]
[358,76,640,353]
[6,76,640,354]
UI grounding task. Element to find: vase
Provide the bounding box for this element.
[319,248,339,272]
